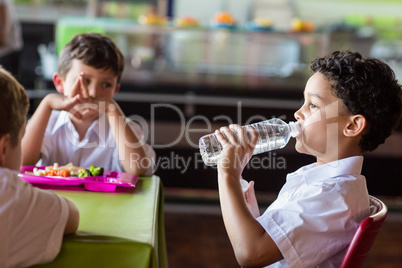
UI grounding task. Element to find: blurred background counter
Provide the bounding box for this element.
[15,0,402,92]
[13,0,402,197]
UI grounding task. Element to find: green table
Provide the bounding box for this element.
[32,176,168,268]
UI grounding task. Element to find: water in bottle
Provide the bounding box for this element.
[199,118,300,166]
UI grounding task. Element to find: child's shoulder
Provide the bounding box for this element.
[0,167,24,194]
[0,167,18,178]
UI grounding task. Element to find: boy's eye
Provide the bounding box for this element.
[102,82,112,88]
[309,103,318,109]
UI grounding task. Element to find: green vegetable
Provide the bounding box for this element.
[78,168,92,178]
[89,165,96,174]
[78,166,104,177]
[91,166,104,176]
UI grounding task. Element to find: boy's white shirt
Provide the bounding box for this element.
[0,168,69,267]
[37,110,155,175]
[257,155,370,268]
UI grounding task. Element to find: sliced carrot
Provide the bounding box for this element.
[59,169,71,177]
[46,170,58,176]
[45,169,70,177]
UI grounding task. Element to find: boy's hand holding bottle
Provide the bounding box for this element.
[215,124,258,180]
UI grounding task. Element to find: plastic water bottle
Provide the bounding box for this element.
[199,118,300,166]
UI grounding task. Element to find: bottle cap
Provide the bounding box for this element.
[288,121,301,137]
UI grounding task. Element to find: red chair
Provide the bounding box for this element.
[340,195,388,268]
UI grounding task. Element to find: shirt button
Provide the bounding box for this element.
[283,191,289,197]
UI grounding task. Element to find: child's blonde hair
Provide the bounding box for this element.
[0,67,29,146]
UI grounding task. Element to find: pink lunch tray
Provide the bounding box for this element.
[19,166,139,192]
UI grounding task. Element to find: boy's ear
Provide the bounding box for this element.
[53,73,64,93]
[114,84,120,94]
[344,115,366,137]
[0,134,10,166]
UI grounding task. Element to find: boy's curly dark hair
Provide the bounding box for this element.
[310,50,402,152]
[58,33,125,82]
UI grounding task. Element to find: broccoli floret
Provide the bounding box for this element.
[89,165,96,175]
[78,168,92,178]
[92,167,104,176]
[78,166,104,177]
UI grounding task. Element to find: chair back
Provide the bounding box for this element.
[340,195,388,268]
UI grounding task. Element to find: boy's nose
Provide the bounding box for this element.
[294,109,302,121]
[87,87,97,98]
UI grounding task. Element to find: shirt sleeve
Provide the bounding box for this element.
[2,171,69,267]
[37,130,52,166]
[36,111,58,166]
[257,184,359,268]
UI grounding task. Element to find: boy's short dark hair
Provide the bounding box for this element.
[0,67,29,146]
[58,33,125,82]
[310,50,402,152]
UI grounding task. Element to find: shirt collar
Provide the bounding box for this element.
[289,155,364,185]
[52,110,71,134]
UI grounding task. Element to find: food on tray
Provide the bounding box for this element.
[19,165,137,192]
[45,169,71,177]
[78,168,92,178]
[175,16,200,27]
[26,163,81,177]
[89,165,104,176]
[24,163,104,178]
[78,165,104,177]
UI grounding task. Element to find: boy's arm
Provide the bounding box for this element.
[216,125,283,267]
[22,73,85,165]
[22,93,80,165]
[22,95,54,165]
[63,197,79,234]
[105,99,154,175]
[218,172,283,267]
[243,180,261,218]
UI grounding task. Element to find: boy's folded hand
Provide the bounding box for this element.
[64,72,98,120]
[45,93,81,116]
[69,72,89,99]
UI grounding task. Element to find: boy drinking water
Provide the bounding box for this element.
[0,67,79,267]
[22,33,155,175]
[215,51,401,267]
